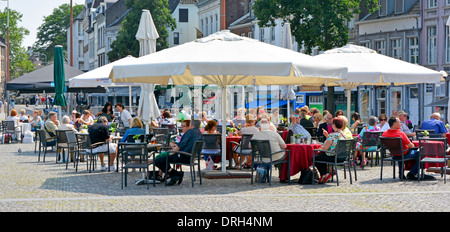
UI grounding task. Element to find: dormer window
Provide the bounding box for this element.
[395,0,404,14]
[379,0,387,16]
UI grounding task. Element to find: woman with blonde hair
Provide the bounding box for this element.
[120,117,145,143]
[313,112,324,128]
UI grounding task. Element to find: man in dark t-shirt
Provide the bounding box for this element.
[88,116,118,171]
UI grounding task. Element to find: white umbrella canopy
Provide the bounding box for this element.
[136,9,161,125]
[315,44,443,87]
[110,30,348,87]
[110,30,348,172]
[68,55,137,88]
[280,23,296,119]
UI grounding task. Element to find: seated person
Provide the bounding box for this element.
[203,120,219,135]
[314,117,348,184]
[121,117,146,143]
[88,116,119,171]
[382,116,434,180]
[251,118,287,164]
[288,115,311,139]
[159,111,175,126]
[420,112,448,136]
[30,110,42,130]
[337,116,354,139]
[317,113,334,142]
[18,109,29,122]
[397,111,416,138]
[236,114,259,168]
[154,119,203,186]
[43,111,60,146]
[355,116,381,167]
[59,115,78,132]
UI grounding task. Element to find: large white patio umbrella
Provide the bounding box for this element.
[313,44,443,120]
[69,55,137,88]
[110,30,348,172]
[280,23,296,119]
[136,9,161,132]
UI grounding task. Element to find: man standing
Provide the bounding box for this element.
[397,111,416,138]
[382,116,434,180]
[115,102,132,128]
[88,116,118,171]
[421,112,448,136]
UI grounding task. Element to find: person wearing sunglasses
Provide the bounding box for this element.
[378,113,390,132]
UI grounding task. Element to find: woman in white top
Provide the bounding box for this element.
[251,118,287,163]
[18,109,29,122]
[378,113,390,132]
[6,109,21,139]
[58,115,78,132]
[80,110,94,126]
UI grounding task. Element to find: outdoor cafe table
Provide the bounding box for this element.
[405,140,446,169]
[279,143,322,182]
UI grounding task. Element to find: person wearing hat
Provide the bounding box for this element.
[397,111,415,138]
[421,112,448,136]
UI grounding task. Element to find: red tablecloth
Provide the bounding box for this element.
[281,130,289,141]
[446,133,450,145]
[279,143,322,181]
[405,140,446,169]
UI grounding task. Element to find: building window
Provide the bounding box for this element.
[446,25,450,63]
[259,28,265,42]
[428,0,438,8]
[174,32,179,45]
[375,40,386,55]
[395,0,404,14]
[179,9,188,22]
[271,27,275,41]
[391,38,402,59]
[205,18,208,36]
[379,0,387,16]
[210,16,213,34]
[408,37,418,64]
[248,32,253,38]
[360,40,371,48]
[427,26,437,64]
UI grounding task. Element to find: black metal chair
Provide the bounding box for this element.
[2,121,17,143]
[312,139,356,186]
[201,134,222,161]
[32,124,42,153]
[230,134,253,169]
[357,131,383,168]
[417,137,448,183]
[36,129,56,162]
[380,137,418,181]
[74,133,89,172]
[160,124,178,135]
[415,129,436,139]
[56,130,77,169]
[249,139,291,185]
[120,142,153,189]
[165,140,203,187]
[79,135,111,173]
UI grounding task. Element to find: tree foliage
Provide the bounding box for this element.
[107,0,176,62]
[253,0,379,54]
[33,4,84,62]
[0,9,34,79]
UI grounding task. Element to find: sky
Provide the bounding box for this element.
[1,0,85,48]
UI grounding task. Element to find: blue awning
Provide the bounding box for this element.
[238,99,294,109]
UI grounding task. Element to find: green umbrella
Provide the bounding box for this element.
[53,45,66,107]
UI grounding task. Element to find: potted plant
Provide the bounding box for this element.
[294,134,303,144]
[109,123,117,135]
[422,130,429,139]
[133,134,142,143]
[227,127,237,136]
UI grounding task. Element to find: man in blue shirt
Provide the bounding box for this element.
[421,113,448,136]
[288,115,311,139]
[154,119,203,185]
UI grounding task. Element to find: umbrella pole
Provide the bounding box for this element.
[347,89,351,121]
[221,86,227,173]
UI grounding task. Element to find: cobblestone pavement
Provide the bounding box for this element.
[1,142,450,212]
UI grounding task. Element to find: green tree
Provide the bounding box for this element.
[0,9,34,79]
[107,0,176,62]
[253,0,378,54]
[33,4,84,62]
